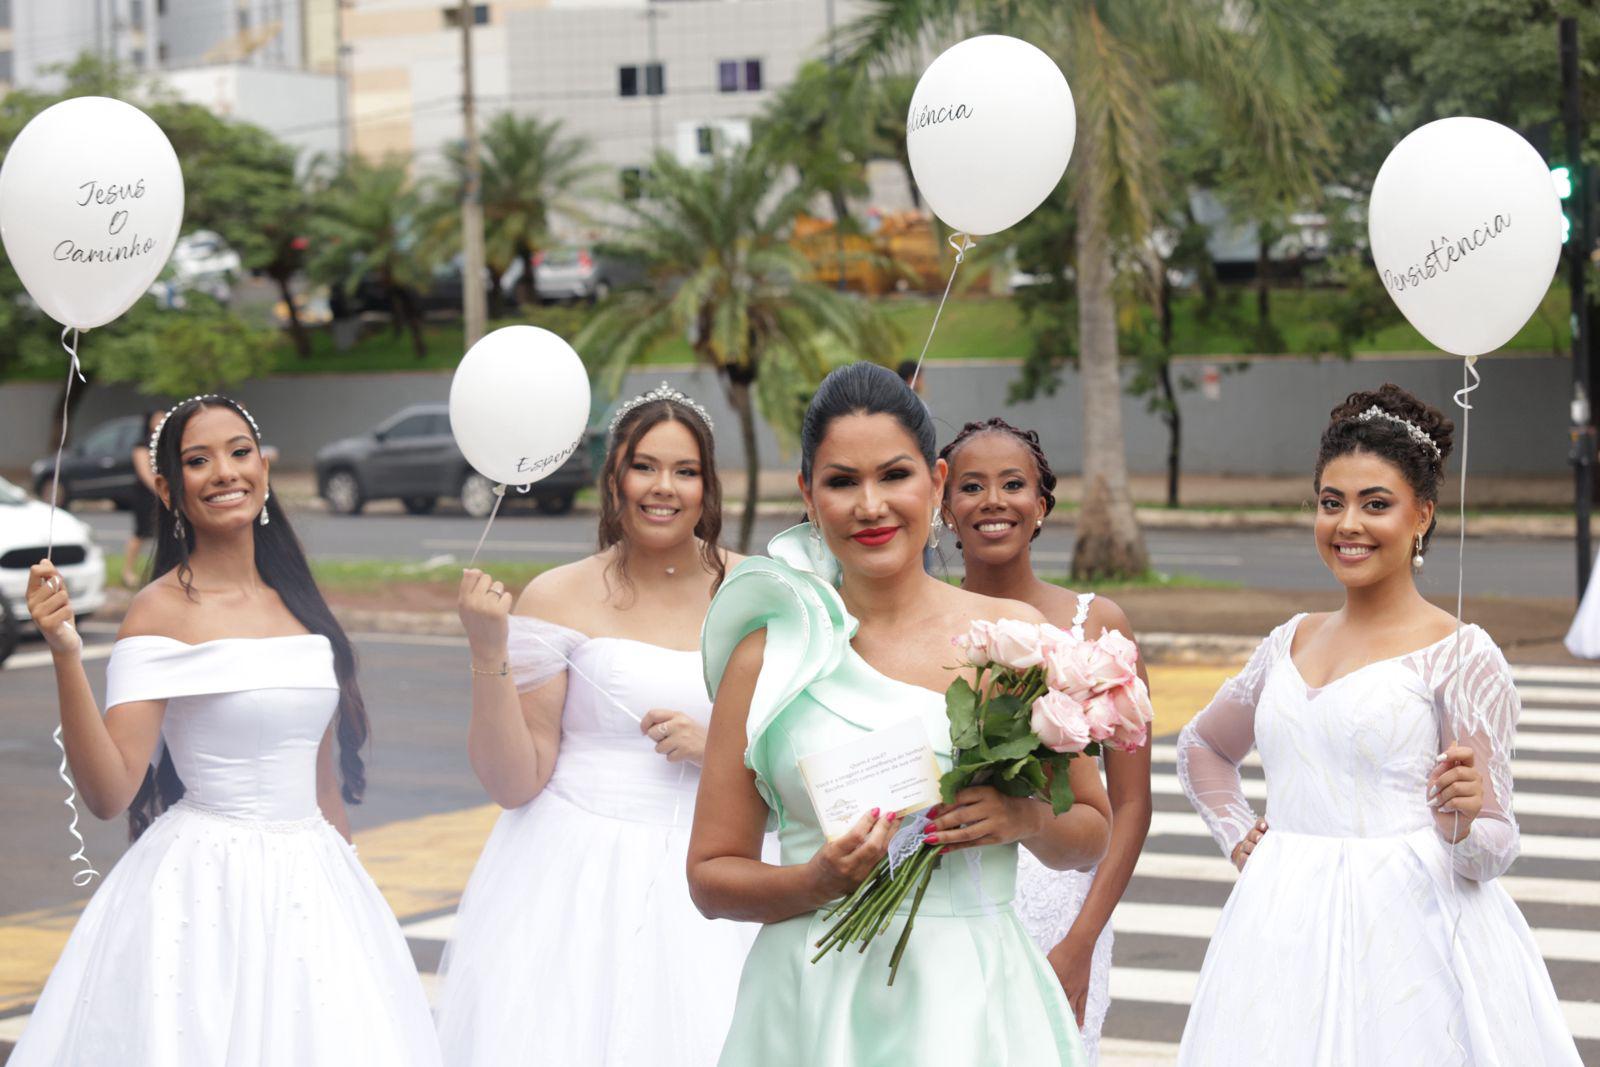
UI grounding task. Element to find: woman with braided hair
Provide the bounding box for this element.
[1176,384,1580,1065]
[937,417,1152,1064]
[16,395,440,1066]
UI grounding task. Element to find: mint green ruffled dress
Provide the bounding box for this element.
[701,525,1087,1067]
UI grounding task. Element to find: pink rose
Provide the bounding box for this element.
[1031,690,1091,753]
[1081,637,1137,692]
[953,619,998,666]
[1037,622,1074,657]
[990,619,1047,670]
[1044,641,1097,697]
[1082,691,1120,743]
[1105,678,1155,753]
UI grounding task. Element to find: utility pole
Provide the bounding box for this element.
[336,1,350,158]
[1562,17,1594,600]
[827,0,846,292]
[644,3,661,153]
[458,0,487,348]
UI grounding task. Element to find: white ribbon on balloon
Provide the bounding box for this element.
[908,232,975,391]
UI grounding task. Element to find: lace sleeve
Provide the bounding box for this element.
[1427,627,1520,881]
[1177,618,1293,859]
[506,616,587,693]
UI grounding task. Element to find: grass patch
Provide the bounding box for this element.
[1049,571,1241,593]
[307,558,556,592]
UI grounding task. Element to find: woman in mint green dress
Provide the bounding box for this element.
[689,363,1111,1066]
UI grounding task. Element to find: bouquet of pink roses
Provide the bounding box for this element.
[811,618,1153,983]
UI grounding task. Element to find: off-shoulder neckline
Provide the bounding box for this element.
[115,633,330,650]
[508,615,699,654]
[1283,612,1481,692]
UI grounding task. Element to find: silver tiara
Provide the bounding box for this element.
[148,394,262,474]
[1350,405,1441,461]
[607,381,714,440]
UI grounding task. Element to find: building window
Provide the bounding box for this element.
[442,4,489,28]
[157,41,169,62]
[238,8,250,30]
[129,0,142,23]
[131,48,146,67]
[696,125,715,156]
[620,167,647,201]
[620,63,664,98]
[0,51,12,83]
[156,0,166,14]
[717,58,762,92]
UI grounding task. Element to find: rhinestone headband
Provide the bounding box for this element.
[607,381,714,441]
[1349,405,1442,461]
[148,394,262,474]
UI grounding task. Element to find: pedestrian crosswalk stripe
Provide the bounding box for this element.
[1516,685,1600,706]
[1511,664,1600,686]
[1521,708,1600,728]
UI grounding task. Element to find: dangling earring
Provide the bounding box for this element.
[173,513,186,540]
[808,517,822,548]
[1412,534,1424,572]
[260,488,271,527]
[929,509,943,550]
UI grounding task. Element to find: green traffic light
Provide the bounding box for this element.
[1552,164,1574,200]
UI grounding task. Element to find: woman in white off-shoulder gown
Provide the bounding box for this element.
[434,384,758,1066]
[1177,384,1580,1066]
[15,395,439,1067]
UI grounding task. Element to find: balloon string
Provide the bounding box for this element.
[908,233,975,391]
[467,485,507,567]
[53,725,100,887]
[44,327,85,562]
[1443,352,1478,1064]
[520,630,643,724]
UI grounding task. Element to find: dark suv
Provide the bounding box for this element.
[29,414,147,509]
[314,404,594,518]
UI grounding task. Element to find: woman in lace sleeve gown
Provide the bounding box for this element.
[13,396,440,1067]
[433,386,760,1066]
[937,418,1152,1064]
[1176,385,1581,1066]
[689,363,1113,1066]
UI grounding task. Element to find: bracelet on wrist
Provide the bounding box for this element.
[469,660,509,677]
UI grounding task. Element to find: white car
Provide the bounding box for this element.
[0,475,106,634]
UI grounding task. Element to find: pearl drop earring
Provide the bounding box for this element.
[1412,534,1424,572]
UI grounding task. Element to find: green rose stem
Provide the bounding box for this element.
[888,857,937,985]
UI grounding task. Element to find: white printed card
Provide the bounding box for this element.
[797,718,943,841]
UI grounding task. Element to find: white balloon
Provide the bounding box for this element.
[1368,117,1564,357]
[449,326,591,487]
[906,35,1075,236]
[0,97,185,331]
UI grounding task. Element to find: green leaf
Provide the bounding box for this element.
[1000,756,1032,781]
[1017,760,1048,793]
[940,766,976,803]
[1048,756,1076,815]
[996,775,1035,798]
[945,678,980,750]
[985,733,1043,762]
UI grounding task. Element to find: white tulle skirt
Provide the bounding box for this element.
[433,789,759,1067]
[1014,849,1113,1065]
[1178,827,1581,1066]
[9,800,442,1067]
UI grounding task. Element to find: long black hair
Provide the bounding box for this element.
[799,362,936,484]
[131,395,369,839]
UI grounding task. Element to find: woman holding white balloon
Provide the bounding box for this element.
[1176,385,1581,1066]
[12,395,441,1067]
[433,380,760,1066]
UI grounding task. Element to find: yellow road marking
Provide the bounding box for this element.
[1148,664,1236,740]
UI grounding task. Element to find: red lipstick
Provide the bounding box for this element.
[851,526,899,546]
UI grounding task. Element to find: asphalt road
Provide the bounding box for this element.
[78,505,1584,599]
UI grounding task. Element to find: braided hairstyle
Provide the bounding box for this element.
[938,417,1057,546]
[1316,383,1455,552]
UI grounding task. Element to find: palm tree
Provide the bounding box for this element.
[307,157,437,359]
[436,114,599,309]
[843,0,1333,578]
[576,145,898,552]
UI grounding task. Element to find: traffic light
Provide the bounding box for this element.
[1554,164,1575,244]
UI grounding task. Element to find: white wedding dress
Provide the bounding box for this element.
[9,634,442,1067]
[1176,615,1581,1066]
[1015,592,1113,1064]
[432,617,760,1066]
